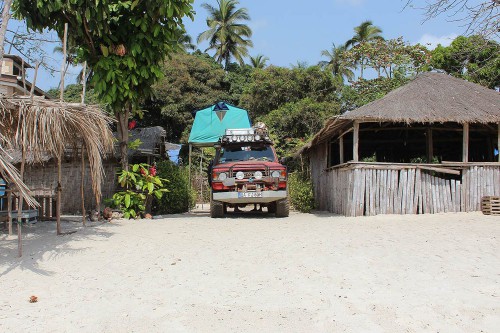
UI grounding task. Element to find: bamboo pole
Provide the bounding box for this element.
[81,146,86,226]
[59,23,68,101]
[426,128,433,162]
[497,123,500,163]
[17,148,26,257]
[29,61,40,100]
[200,148,204,209]
[7,188,12,235]
[463,123,469,162]
[56,157,62,235]
[81,61,87,104]
[188,144,192,212]
[353,121,359,162]
[21,59,26,95]
[339,136,344,164]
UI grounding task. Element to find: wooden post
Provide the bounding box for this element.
[426,128,433,163]
[7,189,12,236]
[59,23,68,101]
[463,123,469,162]
[81,146,86,226]
[81,61,87,104]
[497,123,500,163]
[29,61,40,99]
[339,136,344,164]
[353,121,359,162]
[17,149,26,257]
[56,157,62,235]
[200,148,204,209]
[188,144,192,212]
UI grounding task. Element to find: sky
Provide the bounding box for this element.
[7,0,467,91]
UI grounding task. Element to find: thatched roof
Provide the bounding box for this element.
[301,72,500,153]
[127,126,166,158]
[0,97,114,204]
[0,147,38,207]
[342,72,499,124]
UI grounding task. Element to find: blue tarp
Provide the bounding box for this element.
[188,102,251,147]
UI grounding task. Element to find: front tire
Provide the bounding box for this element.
[210,194,224,218]
[275,198,289,217]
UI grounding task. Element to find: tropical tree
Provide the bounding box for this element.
[319,43,355,85]
[197,0,253,69]
[250,54,269,69]
[343,38,431,79]
[430,35,500,89]
[175,27,196,52]
[240,66,338,118]
[346,20,384,78]
[405,0,499,39]
[14,0,194,171]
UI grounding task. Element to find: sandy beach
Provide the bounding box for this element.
[1,210,499,332]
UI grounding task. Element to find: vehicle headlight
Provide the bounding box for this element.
[218,172,227,181]
[248,135,253,141]
[254,134,261,141]
[236,171,245,180]
[254,171,263,180]
[271,170,281,178]
[233,135,238,142]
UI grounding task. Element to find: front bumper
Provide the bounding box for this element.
[212,190,287,204]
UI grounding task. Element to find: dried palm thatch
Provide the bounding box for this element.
[0,146,38,207]
[300,72,500,154]
[0,97,115,203]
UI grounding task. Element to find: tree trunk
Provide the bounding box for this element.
[0,0,14,74]
[360,56,364,79]
[116,106,130,171]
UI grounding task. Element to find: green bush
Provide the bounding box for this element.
[288,172,315,213]
[155,160,195,214]
[112,163,169,219]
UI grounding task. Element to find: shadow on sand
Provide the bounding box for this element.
[0,217,116,277]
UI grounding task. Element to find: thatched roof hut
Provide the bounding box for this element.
[0,97,114,239]
[302,72,500,151]
[0,97,114,202]
[300,72,500,217]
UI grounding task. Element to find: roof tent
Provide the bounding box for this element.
[187,102,252,210]
[188,102,251,147]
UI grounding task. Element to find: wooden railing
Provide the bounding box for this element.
[314,162,500,216]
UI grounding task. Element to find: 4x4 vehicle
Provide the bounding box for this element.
[209,125,289,218]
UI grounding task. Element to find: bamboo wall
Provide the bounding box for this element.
[310,142,500,216]
[23,161,118,214]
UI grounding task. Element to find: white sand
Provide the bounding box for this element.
[1,211,499,332]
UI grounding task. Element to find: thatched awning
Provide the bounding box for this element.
[301,72,500,154]
[0,97,115,204]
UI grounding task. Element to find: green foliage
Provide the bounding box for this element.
[288,172,315,213]
[197,0,253,69]
[155,160,195,214]
[15,0,195,112]
[341,76,409,111]
[141,52,229,142]
[46,84,101,104]
[343,38,431,79]
[261,98,341,157]
[430,35,500,89]
[240,66,338,118]
[112,163,169,219]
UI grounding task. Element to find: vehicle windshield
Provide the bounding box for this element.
[217,145,276,163]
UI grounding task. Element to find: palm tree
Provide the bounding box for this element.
[346,20,383,78]
[197,0,253,70]
[175,27,196,52]
[250,54,269,69]
[319,43,355,85]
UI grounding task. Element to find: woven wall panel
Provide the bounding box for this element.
[23,161,118,213]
